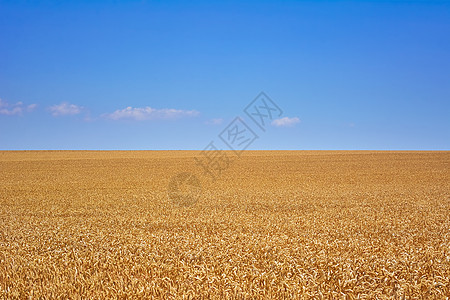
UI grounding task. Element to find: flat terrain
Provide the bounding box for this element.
[0,151,449,299]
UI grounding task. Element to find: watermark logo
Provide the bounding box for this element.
[219,117,258,156]
[194,142,231,182]
[244,92,282,131]
[167,92,283,206]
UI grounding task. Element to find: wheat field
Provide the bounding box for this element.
[0,151,449,299]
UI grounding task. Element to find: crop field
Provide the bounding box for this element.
[0,151,449,299]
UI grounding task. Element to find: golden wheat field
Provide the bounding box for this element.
[0,151,449,299]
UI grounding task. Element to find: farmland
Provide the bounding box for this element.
[0,151,449,298]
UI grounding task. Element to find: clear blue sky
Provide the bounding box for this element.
[1,0,449,150]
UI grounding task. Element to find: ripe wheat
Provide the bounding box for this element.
[0,151,449,298]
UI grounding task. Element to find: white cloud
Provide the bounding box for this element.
[271,116,300,127]
[0,98,37,116]
[27,104,38,112]
[103,106,200,121]
[205,118,224,125]
[48,102,82,116]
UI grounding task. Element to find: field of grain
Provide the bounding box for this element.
[0,151,449,298]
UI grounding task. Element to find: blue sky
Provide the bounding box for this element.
[0,0,449,150]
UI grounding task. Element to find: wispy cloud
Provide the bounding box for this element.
[103,106,200,121]
[205,118,224,125]
[271,116,300,127]
[27,103,38,112]
[48,102,82,116]
[0,98,37,116]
